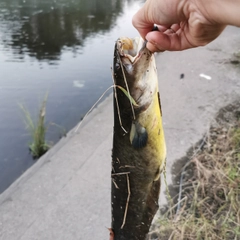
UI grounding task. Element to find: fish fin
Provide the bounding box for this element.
[130,121,148,149]
[157,92,162,116]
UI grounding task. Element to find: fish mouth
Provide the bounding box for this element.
[114,37,156,114]
[116,37,149,65]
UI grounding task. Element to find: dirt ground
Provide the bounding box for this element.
[148,101,240,240]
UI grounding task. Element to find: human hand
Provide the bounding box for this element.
[132,0,226,52]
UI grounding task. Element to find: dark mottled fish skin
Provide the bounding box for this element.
[111,37,166,240]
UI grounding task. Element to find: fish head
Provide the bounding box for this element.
[113,37,158,112]
[113,37,152,82]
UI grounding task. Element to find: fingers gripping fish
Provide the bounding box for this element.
[111,37,166,240]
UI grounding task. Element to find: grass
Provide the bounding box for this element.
[19,94,50,159]
[148,105,240,240]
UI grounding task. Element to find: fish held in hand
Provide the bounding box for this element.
[111,37,166,240]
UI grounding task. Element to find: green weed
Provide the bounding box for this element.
[19,94,50,158]
[232,128,240,149]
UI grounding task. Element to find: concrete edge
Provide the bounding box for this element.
[0,93,113,203]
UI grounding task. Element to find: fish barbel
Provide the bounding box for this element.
[111,37,166,240]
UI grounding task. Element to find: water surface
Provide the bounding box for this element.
[0,0,143,193]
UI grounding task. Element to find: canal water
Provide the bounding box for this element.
[0,0,143,193]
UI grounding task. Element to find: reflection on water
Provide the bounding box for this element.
[0,0,127,62]
[0,0,143,193]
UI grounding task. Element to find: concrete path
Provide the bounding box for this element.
[0,26,240,240]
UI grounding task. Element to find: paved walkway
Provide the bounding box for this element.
[0,26,240,240]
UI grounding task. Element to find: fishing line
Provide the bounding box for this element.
[75,71,129,134]
[74,85,113,133]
